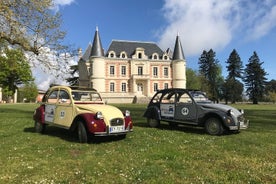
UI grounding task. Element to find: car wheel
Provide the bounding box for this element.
[205,118,224,135]
[147,118,160,128]
[34,121,45,133]
[78,121,88,143]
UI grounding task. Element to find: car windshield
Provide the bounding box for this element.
[71,90,103,103]
[189,91,211,103]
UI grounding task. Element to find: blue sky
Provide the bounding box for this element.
[35,0,276,89]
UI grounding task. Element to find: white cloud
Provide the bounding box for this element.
[52,0,75,11]
[158,0,276,57]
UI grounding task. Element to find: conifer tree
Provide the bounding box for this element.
[224,49,244,103]
[244,51,267,104]
[198,49,223,102]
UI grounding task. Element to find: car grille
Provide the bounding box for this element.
[110,118,124,126]
[238,115,245,122]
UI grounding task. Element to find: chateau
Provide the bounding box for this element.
[78,28,186,103]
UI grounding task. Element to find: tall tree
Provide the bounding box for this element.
[224,49,244,103]
[198,49,223,102]
[244,51,267,104]
[0,48,34,96]
[186,68,201,89]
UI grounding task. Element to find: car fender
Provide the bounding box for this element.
[200,111,227,127]
[70,113,106,133]
[143,106,161,120]
[33,105,45,124]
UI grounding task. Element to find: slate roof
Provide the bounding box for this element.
[106,40,166,59]
[80,43,92,61]
[172,35,185,60]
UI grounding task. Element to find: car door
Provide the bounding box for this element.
[45,89,59,123]
[160,91,177,120]
[174,91,197,122]
[54,89,74,128]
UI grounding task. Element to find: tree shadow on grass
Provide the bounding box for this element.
[24,126,128,144]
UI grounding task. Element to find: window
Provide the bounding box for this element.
[110,82,115,92]
[122,53,126,58]
[154,83,158,92]
[47,90,58,103]
[164,67,168,77]
[59,90,70,99]
[138,66,143,75]
[164,83,169,89]
[138,53,142,59]
[110,66,115,75]
[121,83,126,92]
[153,67,158,77]
[121,66,126,76]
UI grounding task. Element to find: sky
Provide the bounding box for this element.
[34,0,276,90]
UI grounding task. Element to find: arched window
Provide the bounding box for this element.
[108,51,116,58]
[138,53,142,59]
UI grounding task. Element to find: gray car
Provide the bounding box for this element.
[143,88,249,135]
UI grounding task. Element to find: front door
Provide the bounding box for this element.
[54,89,73,128]
[137,83,143,95]
[175,92,197,122]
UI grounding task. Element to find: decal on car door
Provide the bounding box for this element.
[160,104,175,117]
[45,104,56,122]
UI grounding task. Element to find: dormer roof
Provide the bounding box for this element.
[106,40,165,59]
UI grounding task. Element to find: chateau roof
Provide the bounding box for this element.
[106,40,165,59]
[172,35,185,60]
[91,27,104,57]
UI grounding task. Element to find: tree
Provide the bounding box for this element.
[186,68,201,89]
[18,82,38,102]
[265,80,276,103]
[0,0,73,75]
[224,49,244,103]
[244,51,267,104]
[66,65,79,86]
[0,0,66,55]
[198,49,223,102]
[0,48,34,101]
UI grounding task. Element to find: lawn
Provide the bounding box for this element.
[0,103,275,183]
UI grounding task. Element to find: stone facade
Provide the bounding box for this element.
[78,28,186,103]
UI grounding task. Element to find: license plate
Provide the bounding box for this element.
[110,126,124,133]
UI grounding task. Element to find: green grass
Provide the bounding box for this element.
[0,103,275,183]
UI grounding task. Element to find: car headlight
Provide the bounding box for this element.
[95,111,103,119]
[239,109,244,114]
[227,109,234,116]
[125,110,130,117]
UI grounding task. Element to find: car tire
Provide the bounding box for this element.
[147,118,160,128]
[34,121,45,133]
[205,117,224,135]
[78,121,88,143]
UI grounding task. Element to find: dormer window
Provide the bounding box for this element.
[138,53,142,59]
[120,51,127,59]
[133,47,147,59]
[108,51,116,58]
[152,53,159,60]
[162,54,169,60]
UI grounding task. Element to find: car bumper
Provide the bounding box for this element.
[93,125,133,136]
[229,120,249,130]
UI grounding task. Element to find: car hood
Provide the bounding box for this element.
[199,103,242,116]
[76,104,124,120]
